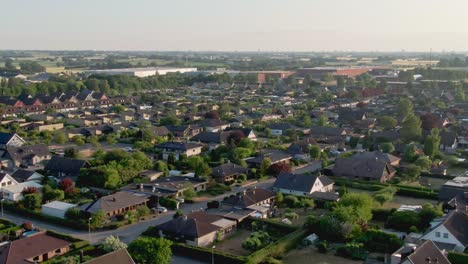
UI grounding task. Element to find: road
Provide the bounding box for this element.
[0,178,275,245]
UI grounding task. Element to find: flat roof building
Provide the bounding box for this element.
[86,67,198,78]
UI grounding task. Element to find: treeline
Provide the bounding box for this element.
[0,71,259,97]
[398,68,467,81]
[437,56,468,68]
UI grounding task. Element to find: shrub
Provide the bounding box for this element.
[386,211,420,232]
[336,242,366,260]
[159,197,178,210]
[317,241,329,253]
[284,212,299,220]
[357,229,403,253]
[242,231,271,251]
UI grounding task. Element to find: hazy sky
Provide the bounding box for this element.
[2,0,468,51]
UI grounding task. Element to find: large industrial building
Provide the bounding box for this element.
[86,67,198,77]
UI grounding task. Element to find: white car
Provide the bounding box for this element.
[153,206,167,213]
[176,198,185,203]
[122,147,133,152]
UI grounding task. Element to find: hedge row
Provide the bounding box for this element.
[246,217,299,235]
[448,252,468,264]
[333,178,438,200]
[159,197,178,210]
[246,229,308,264]
[3,202,89,230]
[172,243,246,264]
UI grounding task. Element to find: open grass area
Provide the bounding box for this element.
[347,188,437,209]
[211,229,252,256]
[283,247,363,264]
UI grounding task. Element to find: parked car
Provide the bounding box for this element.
[176,197,184,203]
[152,206,167,213]
[122,147,133,152]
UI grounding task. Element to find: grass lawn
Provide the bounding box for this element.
[283,247,363,264]
[210,229,252,256]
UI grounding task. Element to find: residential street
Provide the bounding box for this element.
[0,178,275,244]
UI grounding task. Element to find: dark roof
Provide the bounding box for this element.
[268,122,295,131]
[246,149,292,165]
[211,162,248,178]
[157,212,222,238]
[440,131,458,146]
[45,156,90,175]
[442,211,468,245]
[0,172,13,183]
[351,151,400,164]
[292,161,322,174]
[80,191,149,214]
[222,188,275,208]
[0,133,18,145]
[83,248,135,264]
[274,173,333,193]
[405,240,451,264]
[155,141,203,151]
[333,157,395,180]
[4,144,49,162]
[191,131,229,144]
[309,126,347,137]
[287,138,317,155]
[198,119,227,127]
[0,232,72,264]
[11,169,39,181]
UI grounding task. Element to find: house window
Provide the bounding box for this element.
[33,256,39,261]
[435,232,441,237]
[1,183,5,187]
[55,249,61,254]
[443,233,448,239]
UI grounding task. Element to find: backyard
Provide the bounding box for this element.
[210,229,252,256]
[282,247,363,264]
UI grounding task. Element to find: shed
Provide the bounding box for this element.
[41,201,77,219]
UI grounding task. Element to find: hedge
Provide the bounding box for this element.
[448,252,468,264]
[172,243,246,264]
[159,197,178,210]
[246,229,308,264]
[245,217,299,236]
[3,202,88,230]
[333,178,438,200]
[371,208,396,222]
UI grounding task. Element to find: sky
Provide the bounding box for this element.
[1,0,468,52]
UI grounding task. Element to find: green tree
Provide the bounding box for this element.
[154,160,169,176]
[404,164,422,180]
[42,185,65,202]
[381,142,395,153]
[128,237,172,264]
[424,128,440,158]
[317,115,327,126]
[414,156,432,170]
[100,235,127,253]
[23,193,42,210]
[397,98,413,117]
[309,145,321,160]
[72,136,85,146]
[91,210,108,229]
[54,132,67,144]
[403,145,418,162]
[260,158,272,177]
[64,148,79,159]
[378,116,397,130]
[182,185,196,199]
[400,113,422,142]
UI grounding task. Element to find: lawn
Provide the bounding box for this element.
[346,188,437,209]
[210,229,252,256]
[283,247,363,264]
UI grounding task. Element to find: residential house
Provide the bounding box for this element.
[11,169,44,183]
[0,144,50,169]
[287,137,318,160]
[420,210,468,252]
[80,191,150,217]
[225,127,257,141]
[391,240,451,264]
[198,119,229,132]
[268,123,296,136]
[167,125,201,138]
[221,188,275,218]
[245,149,292,168]
[45,156,91,178]
[155,141,203,161]
[333,154,396,183]
[2,181,43,201]
[0,232,71,263]
[156,211,237,246]
[123,176,207,200]
[211,162,248,183]
[309,126,348,137]
[0,133,25,150]
[83,248,135,264]
[0,172,18,188]
[439,177,468,202]
[273,172,339,201]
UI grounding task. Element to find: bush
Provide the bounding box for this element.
[284,212,299,220]
[317,241,329,253]
[207,200,220,209]
[448,252,468,264]
[371,208,396,222]
[386,211,420,232]
[242,231,271,251]
[283,196,300,208]
[172,243,246,264]
[336,242,366,260]
[159,197,178,210]
[357,229,403,253]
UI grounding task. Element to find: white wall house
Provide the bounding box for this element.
[41,201,77,219]
[2,181,42,202]
[420,211,467,252]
